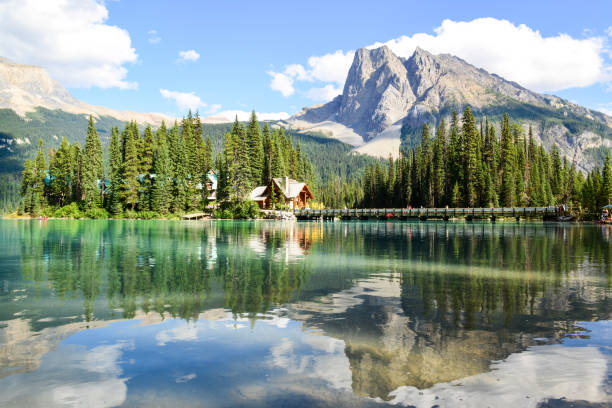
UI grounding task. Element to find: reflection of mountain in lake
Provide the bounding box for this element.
[2,220,611,403]
[287,273,608,399]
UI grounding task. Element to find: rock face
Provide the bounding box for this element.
[287,46,612,170]
[337,47,415,140]
[0,58,171,126]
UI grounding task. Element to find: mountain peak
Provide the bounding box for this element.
[412,46,431,56]
[290,46,612,170]
[336,45,415,139]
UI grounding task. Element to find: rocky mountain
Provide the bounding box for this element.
[284,46,612,170]
[0,57,171,126]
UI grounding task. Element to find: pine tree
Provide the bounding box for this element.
[262,123,272,183]
[70,143,83,202]
[107,127,123,214]
[402,156,412,207]
[386,156,395,207]
[246,111,264,185]
[448,111,462,199]
[20,159,35,214]
[181,120,199,210]
[82,116,104,208]
[602,152,612,205]
[139,125,155,211]
[433,120,447,206]
[217,132,236,202]
[451,181,460,208]
[151,121,173,213]
[270,131,284,179]
[172,123,188,212]
[48,137,73,207]
[201,136,213,204]
[461,106,480,207]
[499,114,515,206]
[121,124,140,210]
[233,123,253,200]
[31,138,47,214]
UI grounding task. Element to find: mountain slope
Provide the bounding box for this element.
[0,58,171,126]
[284,46,612,170]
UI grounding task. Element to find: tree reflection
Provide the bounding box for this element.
[19,221,322,321]
[16,220,611,397]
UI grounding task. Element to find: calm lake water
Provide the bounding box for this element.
[0,219,610,408]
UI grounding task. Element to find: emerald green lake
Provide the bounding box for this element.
[0,219,610,407]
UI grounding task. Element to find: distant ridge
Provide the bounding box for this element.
[0,58,172,126]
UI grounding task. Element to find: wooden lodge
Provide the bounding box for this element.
[250,177,314,210]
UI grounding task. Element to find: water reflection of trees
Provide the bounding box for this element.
[288,222,611,398]
[15,220,612,399]
[20,221,611,324]
[19,221,321,321]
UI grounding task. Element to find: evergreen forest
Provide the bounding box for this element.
[14,107,612,219]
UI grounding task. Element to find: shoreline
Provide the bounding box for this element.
[1,213,605,223]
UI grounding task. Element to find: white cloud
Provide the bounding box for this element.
[272,18,612,99]
[306,50,354,84]
[306,84,342,101]
[269,335,352,391]
[148,29,161,44]
[178,49,200,62]
[0,341,129,407]
[268,71,295,97]
[175,373,197,383]
[607,26,612,37]
[208,104,222,114]
[0,0,138,89]
[597,103,612,116]
[375,18,609,92]
[215,110,290,122]
[155,323,199,346]
[159,91,285,121]
[284,64,310,81]
[160,89,207,112]
[389,345,608,408]
[268,50,353,100]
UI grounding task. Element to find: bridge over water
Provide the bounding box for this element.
[294,206,562,221]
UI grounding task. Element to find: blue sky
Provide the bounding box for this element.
[1,0,611,120]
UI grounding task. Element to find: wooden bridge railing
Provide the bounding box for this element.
[293,206,560,219]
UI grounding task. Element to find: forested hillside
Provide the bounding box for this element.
[0,108,379,212]
[352,108,611,215]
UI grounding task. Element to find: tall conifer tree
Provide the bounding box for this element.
[121,125,140,210]
[107,127,123,214]
[151,121,173,213]
[48,137,72,206]
[499,113,516,206]
[82,116,104,208]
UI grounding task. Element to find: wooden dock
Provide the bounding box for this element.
[181,212,211,220]
[293,206,561,220]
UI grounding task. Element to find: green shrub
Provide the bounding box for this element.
[214,201,259,219]
[136,211,160,220]
[234,201,259,219]
[84,208,110,219]
[40,206,56,217]
[53,202,83,218]
[123,210,138,219]
[214,208,234,219]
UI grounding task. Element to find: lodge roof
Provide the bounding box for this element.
[250,186,267,201]
[272,177,306,199]
[249,177,313,202]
